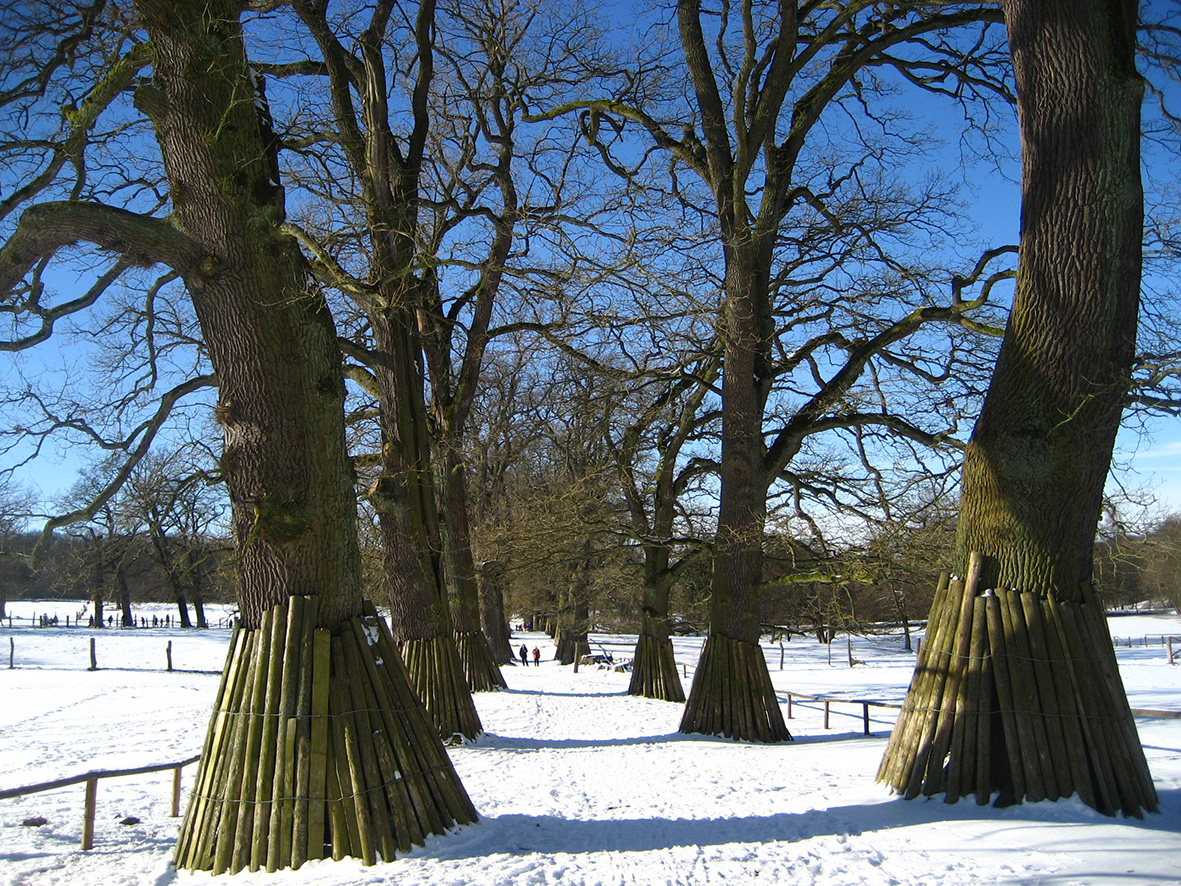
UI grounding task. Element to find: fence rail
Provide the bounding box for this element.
[785,692,903,735]
[0,754,201,850]
[785,691,1181,735]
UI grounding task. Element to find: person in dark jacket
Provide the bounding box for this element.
[519,643,528,666]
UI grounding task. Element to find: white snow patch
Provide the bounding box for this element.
[2,601,1179,886]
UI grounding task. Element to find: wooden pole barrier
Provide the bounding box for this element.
[172,766,183,817]
[863,703,870,736]
[9,637,13,669]
[89,638,97,671]
[167,641,173,672]
[81,777,98,850]
[824,700,830,729]
[1168,637,1174,665]
[786,693,792,719]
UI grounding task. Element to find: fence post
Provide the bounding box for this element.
[786,693,793,719]
[862,703,870,736]
[171,765,183,817]
[89,637,97,671]
[1169,637,1175,666]
[166,640,173,672]
[81,777,98,850]
[824,700,831,729]
[8,637,13,669]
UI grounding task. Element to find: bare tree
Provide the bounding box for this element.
[534,0,1011,741]
[880,0,1157,818]
[124,447,226,627]
[0,0,475,870]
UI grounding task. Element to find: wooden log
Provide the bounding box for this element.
[1079,585,1158,813]
[306,629,332,861]
[947,594,987,803]
[172,765,183,818]
[997,589,1049,803]
[182,627,252,869]
[245,599,288,871]
[1019,593,1073,801]
[923,554,983,797]
[984,593,1026,804]
[368,605,478,829]
[330,637,375,865]
[348,620,417,852]
[266,597,304,870]
[972,597,994,806]
[357,625,431,848]
[325,753,351,861]
[81,777,98,850]
[1048,598,1121,815]
[233,607,278,872]
[1038,598,1096,811]
[1071,593,1156,815]
[290,596,318,869]
[212,628,262,874]
[904,576,966,798]
[878,572,952,789]
[339,629,397,858]
[175,623,245,868]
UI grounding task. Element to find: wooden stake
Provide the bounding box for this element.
[267,597,304,870]
[984,592,1025,804]
[232,608,276,872]
[290,596,318,869]
[172,765,183,818]
[306,628,331,862]
[249,602,287,871]
[81,777,98,850]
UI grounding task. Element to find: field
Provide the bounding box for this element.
[2,600,1179,886]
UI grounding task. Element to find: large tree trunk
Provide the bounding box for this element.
[370,305,483,740]
[680,258,790,742]
[116,563,133,628]
[477,559,514,665]
[879,0,1155,817]
[136,1,476,871]
[628,547,684,702]
[441,449,506,690]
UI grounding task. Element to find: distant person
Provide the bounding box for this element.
[519,643,528,666]
[532,647,540,666]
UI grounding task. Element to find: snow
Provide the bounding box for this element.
[2,601,1180,886]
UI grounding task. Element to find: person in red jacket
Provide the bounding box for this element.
[532,647,541,666]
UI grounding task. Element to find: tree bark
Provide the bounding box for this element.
[628,548,685,702]
[442,449,506,689]
[477,560,514,665]
[880,0,1155,817]
[112,0,479,868]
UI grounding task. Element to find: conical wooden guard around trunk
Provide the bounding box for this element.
[454,629,508,693]
[878,553,1157,817]
[679,633,792,742]
[402,633,483,741]
[174,596,477,874]
[627,633,685,702]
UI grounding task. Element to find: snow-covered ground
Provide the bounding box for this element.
[2,600,1179,886]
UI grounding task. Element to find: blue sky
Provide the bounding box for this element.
[3,1,1181,527]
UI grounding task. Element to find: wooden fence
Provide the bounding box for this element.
[784,691,1181,736]
[0,754,201,850]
